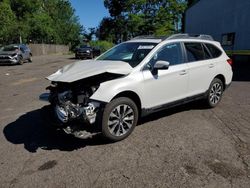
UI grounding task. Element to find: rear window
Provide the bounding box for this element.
[184,43,204,62]
[205,43,222,58]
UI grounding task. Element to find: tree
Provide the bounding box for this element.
[99,0,187,43]
[104,0,127,17]
[43,0,83,45]
[0,1,17,44]
[27,13,56,43]
[0,0,83,46]
[84,28,96,41]
[96,17,116,42]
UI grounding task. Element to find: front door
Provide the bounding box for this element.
[142,42,189,109]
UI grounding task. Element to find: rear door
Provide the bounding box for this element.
[184,42,216,97]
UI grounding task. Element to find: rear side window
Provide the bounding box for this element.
[184,43,205,62]
[205,43,222,58]
[203,44,211,59]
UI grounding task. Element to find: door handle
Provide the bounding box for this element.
[208,64,214,68]
[179,70,187,75]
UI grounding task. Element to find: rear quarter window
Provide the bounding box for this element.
[205,43,222,58]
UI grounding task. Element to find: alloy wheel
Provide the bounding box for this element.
[107,104,134,136]
[209,82,222,105]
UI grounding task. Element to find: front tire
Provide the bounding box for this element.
[28,53,32,62]
[18,56,23,65]
[206,78,224,108]
[102,97,138,141]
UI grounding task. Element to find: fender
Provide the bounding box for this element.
[90,72,144,104]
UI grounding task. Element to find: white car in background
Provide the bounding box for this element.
[40,34,233,141]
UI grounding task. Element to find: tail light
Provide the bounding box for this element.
[227,59,233,66]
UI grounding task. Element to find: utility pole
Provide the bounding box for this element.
[19,35,22,44]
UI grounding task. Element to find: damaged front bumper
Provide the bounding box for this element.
[39,93,101,125]
[0,58,19,64]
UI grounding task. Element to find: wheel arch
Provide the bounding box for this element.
[214,74,226,90]
[112,90,142,116]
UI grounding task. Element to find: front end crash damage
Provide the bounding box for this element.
[54,92,100,125]
[40,72,125,138]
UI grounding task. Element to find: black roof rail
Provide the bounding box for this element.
[167,33,214,41]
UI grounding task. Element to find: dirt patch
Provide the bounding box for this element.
[38,160,57,171]
[206,160,245,179]
[184,165,198,175]
[11,78,38,86]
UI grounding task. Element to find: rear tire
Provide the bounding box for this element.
[206,78,224,108]
[28,54,32,62]
[102,97,138,141]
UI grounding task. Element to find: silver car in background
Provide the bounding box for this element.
[0,44,32,65]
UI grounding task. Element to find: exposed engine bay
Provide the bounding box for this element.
[41,73,124,138]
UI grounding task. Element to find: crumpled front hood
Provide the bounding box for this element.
[47,60,133,83]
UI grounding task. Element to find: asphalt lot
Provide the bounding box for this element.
[0,55,250,188]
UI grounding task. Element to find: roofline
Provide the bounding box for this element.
[130,33,214,43]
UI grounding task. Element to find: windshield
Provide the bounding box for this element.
[1,45,19,52]
[97,42,157,67]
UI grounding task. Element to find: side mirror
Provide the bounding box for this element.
[154,60,170,70]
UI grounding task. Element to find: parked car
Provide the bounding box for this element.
[75,45,101,59]
[40,34,233,141]
[0,44,32,65]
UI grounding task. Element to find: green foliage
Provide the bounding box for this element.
[0,0,83,46]
[27,13,56,43]
[89,40,114,53]
[84,28,96,41]
[96,17,116,42]
[98,0,187,43]
[0,1,17,44]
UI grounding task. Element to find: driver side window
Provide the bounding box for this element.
[148,43,183,69]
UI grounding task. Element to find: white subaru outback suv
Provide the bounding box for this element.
[40,34,233,141]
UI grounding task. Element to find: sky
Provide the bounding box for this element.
[70,0,110,31]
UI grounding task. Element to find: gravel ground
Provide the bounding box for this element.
[0,55,249,188]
